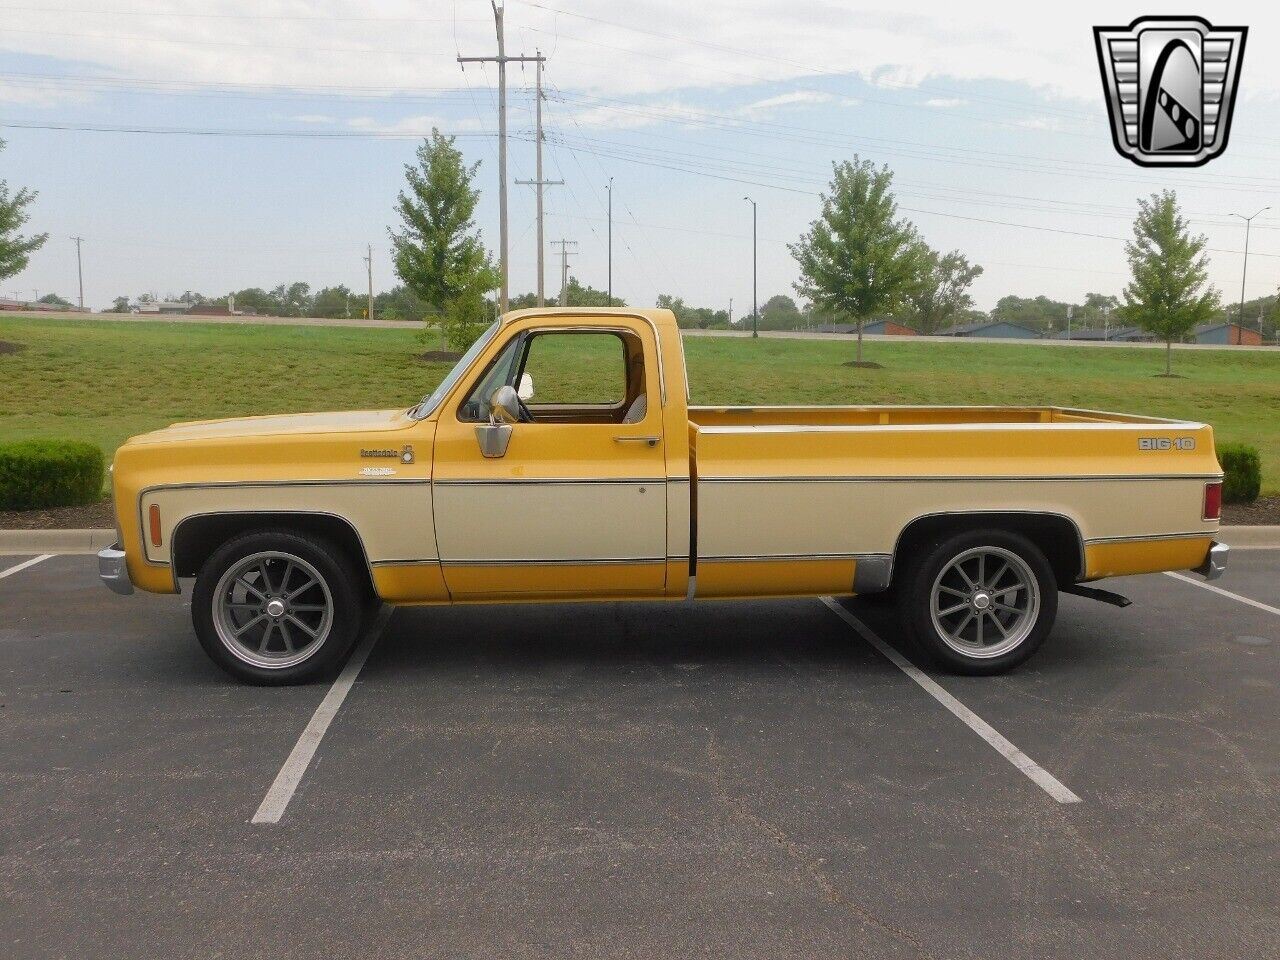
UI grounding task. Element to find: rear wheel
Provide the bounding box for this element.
[900,529,1057,675]
[192,530,366,685]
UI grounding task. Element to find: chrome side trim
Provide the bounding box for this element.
[1084,531,1215,544]
[699,474,1223,484]
[440,557,665,567]
[852,555,893,594]
[370,559,440,567]
[697,552,882,562]
[1194,541,1229,581]
[97,543,134,596]
[432,477,667,486]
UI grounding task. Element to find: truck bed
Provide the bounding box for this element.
[686,405,1220,598]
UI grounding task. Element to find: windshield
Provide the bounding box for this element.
[409,320,501,420]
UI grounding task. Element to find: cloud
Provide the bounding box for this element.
[289,114,338,124]
[0,2,1274,109]
[924,97,966,108]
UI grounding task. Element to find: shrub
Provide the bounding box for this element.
[0,440,105,510]
[1218,442,1261,504]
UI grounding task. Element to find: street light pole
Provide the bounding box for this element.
[70,236,84,311]
[1231,206,1270,331]
[607,177,613,305]
[743,196,757,338]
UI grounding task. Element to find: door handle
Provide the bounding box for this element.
[614,435,661,447]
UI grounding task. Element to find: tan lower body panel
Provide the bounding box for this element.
[695,557,856,598]
[1084,537,1212,580]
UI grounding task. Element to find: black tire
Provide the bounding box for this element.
[191,529,367,685]
[899,529,1057,675]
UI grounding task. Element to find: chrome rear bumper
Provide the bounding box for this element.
[1193,541,1228,581]
[97,543,133,595]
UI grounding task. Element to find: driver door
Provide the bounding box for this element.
[432,321,668,599]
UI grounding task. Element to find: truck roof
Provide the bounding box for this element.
[501,306,679,332]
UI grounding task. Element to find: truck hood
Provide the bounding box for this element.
[129,408,413,444]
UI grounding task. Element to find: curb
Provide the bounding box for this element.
[2,526,1280,556]
[0,528,117,555]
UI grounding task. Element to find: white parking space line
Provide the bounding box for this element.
[251,605,393,825]
[821,597,1082,805]
[1164,572,1280,617]
[0,555,53,580]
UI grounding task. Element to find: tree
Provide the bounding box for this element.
[655,293,727,329]
[1119,190,1219,375]
[390,129,498,350]
[759,293,803,330]
[904,248,983,334]
[270,282,312,317]
[110,295,131,313]
[789,157,927,365]
[990,294,1071,334]
[38,292,71,308]
[0,139,48,282]
[556,277,623,308]
[312,285,355,319]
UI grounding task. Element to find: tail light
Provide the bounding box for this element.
[149,504,163,546]
[1203,481,1222,522]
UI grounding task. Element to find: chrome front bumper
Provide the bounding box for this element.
[97,543,134,595]
[1193,541,1229,581]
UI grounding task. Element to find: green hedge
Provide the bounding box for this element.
[0,440,105,510]
[1219,442,1261,504]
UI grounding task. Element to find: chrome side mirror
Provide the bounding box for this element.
[517,373,534,401]
[474,422,512,458]
[490,384,520,424]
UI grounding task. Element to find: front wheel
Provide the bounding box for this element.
[191,530,367,685]
[900,530,1057,675]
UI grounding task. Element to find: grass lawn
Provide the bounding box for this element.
[2,315,1278,493]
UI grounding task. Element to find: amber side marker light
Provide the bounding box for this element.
[149,504,163,546]
[1203,481,1223,522]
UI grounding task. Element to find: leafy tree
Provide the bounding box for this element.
[390,129,498,350]
[374,284,430,321]
[0,139,48,282]
[990,294,1071,333]
[225,287,275,315]
[904,248,983,334]
[312,285,355,319]
[1119,190,1219,375]
[759,293,803,330]
[557,277,624,308]
[789,157,927,364]
[176,290,207,305]
[655,293,727,329]
[38,292,71,307]
[109,295,131,313]
[270,282,312,317]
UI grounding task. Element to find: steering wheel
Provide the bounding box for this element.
[517,397,535,423]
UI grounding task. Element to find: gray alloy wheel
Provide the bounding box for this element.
[211,550,335,670]
[928,545,1040,659]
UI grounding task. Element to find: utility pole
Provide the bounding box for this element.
[1231,206,1269,329]
[514,50,561,307]
[606,177,613,305]
[70,236,84,311]
[459,3,543,314]
[728,297,733,327]
[743,196,758,338]
[550,239,577,306]
[364,244,373,320]
[1066,304,1073,340]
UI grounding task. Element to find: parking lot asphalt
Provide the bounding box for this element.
[1,551,1276,959]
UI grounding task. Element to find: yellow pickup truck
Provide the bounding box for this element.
[98,307,1228,683]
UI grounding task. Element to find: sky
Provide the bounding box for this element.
[1,1,1278,316]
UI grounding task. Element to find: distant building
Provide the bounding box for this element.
[1192,322,1263,346]
[941,320,1041,339]
[815,319,918,336]
[0,298,82,312]
[1054,326,1154,342]
[136,300,191,315]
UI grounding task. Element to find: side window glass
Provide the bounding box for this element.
[522,332,627,406]
[458,335,523,423]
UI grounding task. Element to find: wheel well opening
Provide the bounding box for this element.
[171,512,374,592]
[892,512,1083,586]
